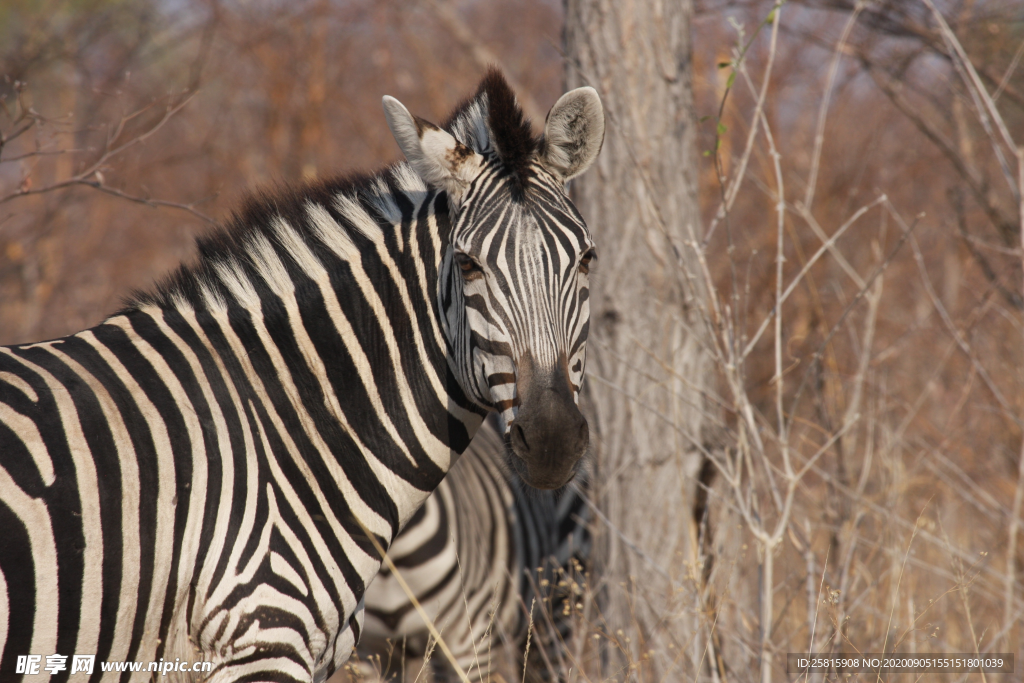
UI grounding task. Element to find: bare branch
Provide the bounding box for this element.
[86,182,217,225]
[921,0,1018,174]
[703,3,785,246]
[803,2,863,212]
[417,0,545,123]
[859,51,1018,244]
[786,207,921,427]
[993,37,1024,104]
[0,91,212,224]
[0,148,93,164]
[906,228,1020,429]
[741,196,885,360]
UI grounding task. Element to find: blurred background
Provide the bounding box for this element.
[2,0,1023,680]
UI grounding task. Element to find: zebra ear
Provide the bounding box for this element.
[382,96,483,204]
[540,87,605,181]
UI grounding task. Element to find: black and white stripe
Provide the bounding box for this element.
[0,70,603,682]
[359,414,590,682]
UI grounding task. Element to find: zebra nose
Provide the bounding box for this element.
[505,350,589,489]
[510,423,530,454]
[507,398,588,489]
[507,410,588,490]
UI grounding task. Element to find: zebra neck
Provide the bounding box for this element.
[115,167,490,530]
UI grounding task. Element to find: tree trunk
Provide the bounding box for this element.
[564,2,716,679]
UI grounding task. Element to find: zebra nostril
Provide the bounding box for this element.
[511,423,529,456]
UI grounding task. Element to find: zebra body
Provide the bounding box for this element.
[0,71,604,682]
[359,415,590,681]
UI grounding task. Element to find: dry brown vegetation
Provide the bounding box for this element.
[2,0,1023,681]
[681,1,1023,679]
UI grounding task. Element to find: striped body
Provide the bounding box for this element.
[0,71,604,682]
[360,416,589,681]
[0,173,477,682]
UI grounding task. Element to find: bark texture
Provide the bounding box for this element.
[564,1,714,678]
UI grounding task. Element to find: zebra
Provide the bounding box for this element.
[0,69,604,682]
[356,414,590,682]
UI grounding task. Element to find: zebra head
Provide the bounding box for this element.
[382,71,604,490]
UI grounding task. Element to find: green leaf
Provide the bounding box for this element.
[726,71,736,89]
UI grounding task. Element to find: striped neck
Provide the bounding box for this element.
[125,165,488,534]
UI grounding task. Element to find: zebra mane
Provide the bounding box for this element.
[124,68,537,313]
[122,169,409,313]
[444,68,540,195]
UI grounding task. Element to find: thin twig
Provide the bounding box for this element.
[803,2,863,212]
[922,0,1020,203]
[993,37,1024,104]
[704,2,785,246]
[0,92,214,224]
[742,196,886,360]
[907,229,1020,430]
[88,180,217,224]
[787,208,920,431]
[355,518,472,683]
[418,0,544,123]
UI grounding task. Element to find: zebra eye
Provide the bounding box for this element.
[579,249,596,275]
[454,252,483,279]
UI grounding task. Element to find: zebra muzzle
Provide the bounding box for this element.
[506,353,589,489]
